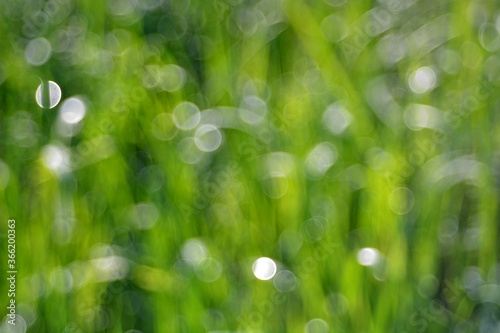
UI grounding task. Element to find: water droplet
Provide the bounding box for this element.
[194,124,222,152]
[35,81,62,109]
[408,67,436,94]
[173,102,200,130]
[25,38,52,66]
[389,187,414,215]
[357,248,380,266]
[59,97,86,124]
[252,257,277,280]
[273,270,297,292]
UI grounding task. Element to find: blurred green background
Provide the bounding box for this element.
[1,0,500,332]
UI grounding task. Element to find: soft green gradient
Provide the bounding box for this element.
[0,0,499,332]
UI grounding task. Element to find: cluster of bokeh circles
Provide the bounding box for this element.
[2,0,500,332]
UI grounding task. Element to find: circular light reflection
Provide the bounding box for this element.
[239,95,267,124]
[408,67,436,94]
[25,38,52,66]
[194,124,222,152]
[173,102,201,130]
[273,270,297,292]
[35,81,62,109]
[182,239,208,266]
[59,97,86,124]
[357,247,380,266]
[305,318,329,333]
[252,257,277,280]
[322,103,352,135]
[389,187,414,215]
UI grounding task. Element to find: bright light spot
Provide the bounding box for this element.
[273,270,297,292]
[25,38,52,66]
[41,144,70,174]
[357,248,380,266]
[173,102,201,130]
[239,95,267,124]
[322,103,352,135]
[182,239,208,266]
[304,142,338,179]
[408,67,436,94]
[261,171,289,198]
[151,113,177,141]
[305,318,329,333]
[389,187,414,215]
[60,97,86,124]
[35,81,62,109]
[194,124,222,152]
[252,257,277,280]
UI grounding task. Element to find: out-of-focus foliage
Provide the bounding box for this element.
[0,0,500,332]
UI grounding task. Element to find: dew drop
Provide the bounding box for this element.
[35,81,62,109]
[252,257,277,280]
